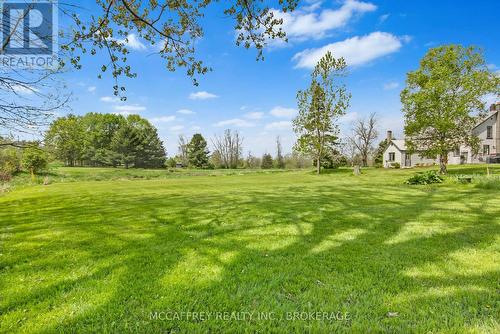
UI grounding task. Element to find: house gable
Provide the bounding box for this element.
[473,109,498,155]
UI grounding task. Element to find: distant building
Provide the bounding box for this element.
[383,102,500,168]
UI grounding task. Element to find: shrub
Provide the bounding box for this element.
[391,162,400,169]
[0,147,22,181]
[22,147,48,178]
[405,170,443,185]
[166,157,177,168]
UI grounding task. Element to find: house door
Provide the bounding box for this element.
[405,153,411,167]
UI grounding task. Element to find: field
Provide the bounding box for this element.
[1,166,499,333]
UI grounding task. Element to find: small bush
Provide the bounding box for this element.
[405,171,443,185]
[391,162,400,169]
[0,147,22,179]
[22,146,48,179]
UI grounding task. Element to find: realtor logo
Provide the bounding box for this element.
[0,0,58,68]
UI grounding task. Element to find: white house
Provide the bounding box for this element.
[383,102,500,168]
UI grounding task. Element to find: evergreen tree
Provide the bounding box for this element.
[374,139,389,168]
[187,133,209,168]
[111,123,139,169]
[261,153,273,169]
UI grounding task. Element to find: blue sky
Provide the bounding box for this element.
[61,0,500,156]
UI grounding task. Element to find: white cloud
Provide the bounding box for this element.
[170,125,185,132]
[378,14,389,23]
[272,0,376,42]
[100,96,120,103]
[270,106,297,118]
[244,111,264,120]
[191,125,201,131]
[114,104,146,112]
[265,121,292,130]
[88,86,96,93]
[189,91,218,100]
[150,115,176,123]
[293,31,405,68]
[176,109,195,115]
[214,118,255,128]
[340,111,359,123]
[383,81,399,90]
[117,33,147,51]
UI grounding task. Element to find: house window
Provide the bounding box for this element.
[483,145,490,155]
[453,148,460,157]
[486,126,493,139]
[388,152,395,161]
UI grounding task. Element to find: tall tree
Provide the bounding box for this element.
[177,135,189,167]
[401,45,500,174]
[45,115,84,166]
[212,130,243,169]
[110,122,140,169]
[187,133,209,168]
[293,51,351,174]
[128,115,166,168]
[349,113,378,167]
[81,113,125,166]
[275,136,285,169]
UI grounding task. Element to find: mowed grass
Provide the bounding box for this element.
[0,166,499,333]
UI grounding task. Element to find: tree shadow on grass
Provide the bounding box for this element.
[0,178,499,332]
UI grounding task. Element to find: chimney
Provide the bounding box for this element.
[387,130,393,143]
[491,104,497,112]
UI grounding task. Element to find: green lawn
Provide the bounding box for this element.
[1,166,499,333]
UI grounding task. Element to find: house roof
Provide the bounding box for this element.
[473,108,498,130]
[391,139,407,151]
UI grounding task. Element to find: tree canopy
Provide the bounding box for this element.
[65,0,299,96]
[401,45,500,174]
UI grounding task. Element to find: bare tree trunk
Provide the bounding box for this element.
[353,165,361,175]
[316,156,321,175]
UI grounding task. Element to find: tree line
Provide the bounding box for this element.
[171,131,312,170]
[45,113,166,168]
